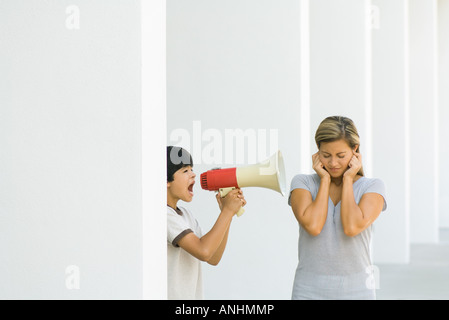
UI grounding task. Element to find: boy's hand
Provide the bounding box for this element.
[216,188,246,215]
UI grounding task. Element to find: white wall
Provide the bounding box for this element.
[308,0,371,164]
[167,0,301,299]
[0,1,143,299]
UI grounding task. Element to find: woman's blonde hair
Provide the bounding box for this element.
[315,116,364,176]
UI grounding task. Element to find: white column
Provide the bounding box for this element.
[438,0,449,228]
[141,0,167,299]
[0,1,143,299]
[371,0,410,263]
[409,0,439,243]
[308,0,372,172]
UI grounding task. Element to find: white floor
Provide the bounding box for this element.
[376,229,449,300]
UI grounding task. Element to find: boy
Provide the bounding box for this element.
[167,146,246,299]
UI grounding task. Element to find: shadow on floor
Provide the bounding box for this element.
[376,229,449,300]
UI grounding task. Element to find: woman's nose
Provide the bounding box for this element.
[329,158,338,166]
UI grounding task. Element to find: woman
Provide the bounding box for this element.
[289,116,387,300]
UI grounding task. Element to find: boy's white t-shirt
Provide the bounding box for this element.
[167,205,203,300]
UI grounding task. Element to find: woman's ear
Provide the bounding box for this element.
[353,145,359,153]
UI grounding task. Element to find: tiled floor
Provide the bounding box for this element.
[376,229,449,300]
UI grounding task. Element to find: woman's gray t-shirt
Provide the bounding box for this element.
[288,174,387,300]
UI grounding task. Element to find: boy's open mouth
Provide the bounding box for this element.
[188,182,195,196]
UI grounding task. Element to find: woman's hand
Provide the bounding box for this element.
[344,151,362,179]
[312,152,330,180]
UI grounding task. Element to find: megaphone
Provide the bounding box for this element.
[200,150,286,217]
